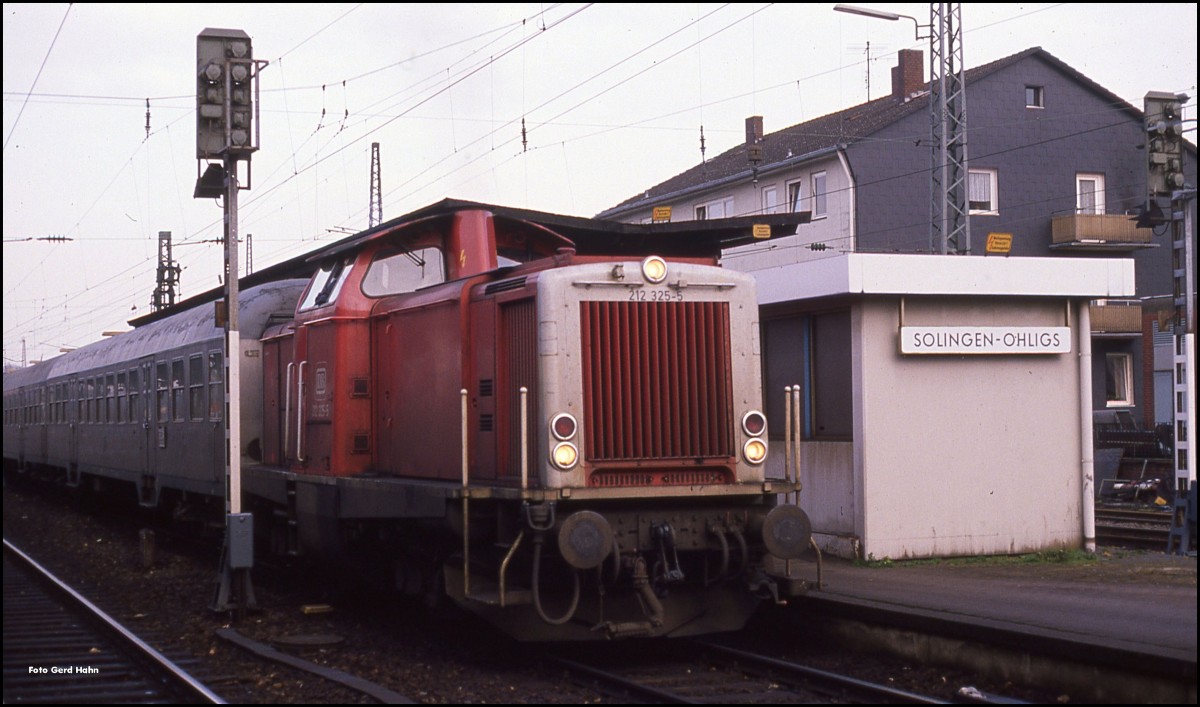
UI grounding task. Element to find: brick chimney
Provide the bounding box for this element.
[891,49,924,101]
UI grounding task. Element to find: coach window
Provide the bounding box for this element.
[87,378,97,423]
[300,257,354,310]
[129,368,140,423]
[171,360,185,422]
[208,352,224,420]
[106,374,116,424]
[78,381,86,422]
[115,374,125,423]
[361,246,445,297]
[189,355,205,420]
[156,363,169,422]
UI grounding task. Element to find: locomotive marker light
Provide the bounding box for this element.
[641,255,668,284]
[551,441,579,470]
[195,27,266,614]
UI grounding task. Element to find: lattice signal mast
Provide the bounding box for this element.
[151,230,181,312]
[370,142,383,228]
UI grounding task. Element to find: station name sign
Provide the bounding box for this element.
[900,326,1071,355]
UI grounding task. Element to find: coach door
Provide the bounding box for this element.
[66,376,80,485]
[139,358,156,479]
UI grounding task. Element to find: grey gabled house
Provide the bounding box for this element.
[599,46,1194,435]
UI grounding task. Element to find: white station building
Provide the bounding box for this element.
[747,253,1135,560]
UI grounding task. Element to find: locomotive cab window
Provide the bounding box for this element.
[361,246,445,297]
[300,258,354,311]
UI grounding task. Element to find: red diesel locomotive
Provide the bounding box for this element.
[4,200,814,640]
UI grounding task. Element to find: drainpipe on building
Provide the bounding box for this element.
[836,147,857,252]
[1078,301,1096,552]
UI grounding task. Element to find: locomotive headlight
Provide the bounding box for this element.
[551,442,579,470]
[741,410,767,437]
[743,438,768,465]
[641,255,667,284]
[550,412,577,440]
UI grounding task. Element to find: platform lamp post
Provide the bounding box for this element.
[834,4,970,255]
[193,27,266,613]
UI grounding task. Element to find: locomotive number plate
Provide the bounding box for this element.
[628,288,683,302]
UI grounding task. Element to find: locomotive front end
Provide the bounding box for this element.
[450,254,812,640]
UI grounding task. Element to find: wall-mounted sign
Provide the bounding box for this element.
[752,224,772,239]
[900,326,1071,355]
[986,232,1013,254]
[652,206,672,222]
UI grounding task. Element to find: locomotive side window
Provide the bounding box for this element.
[172,360,185,422]
[189,355,205,420]
[361,246,445,297]
[208,352,223,420]
[156,363,169,422]
[300,258,354,311]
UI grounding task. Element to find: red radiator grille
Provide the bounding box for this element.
[588,469,733,487]
[580,300,733,461]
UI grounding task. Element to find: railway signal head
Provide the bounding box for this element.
[1144,91,1188,199]
[196,28,256,161]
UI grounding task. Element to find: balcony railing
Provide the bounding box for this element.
[1051,213,1153,251]
[1090,301,1142,334]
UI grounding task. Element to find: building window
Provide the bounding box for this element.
[1026,85,1044,108]
[761,185,778,215]
[968,168,998,214]
[811,171,827,218]
[1076,173,1105,214]
[1105,353,1134,407]
[695,196,733,221]
[787,179,803,213]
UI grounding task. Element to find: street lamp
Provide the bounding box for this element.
[833,4,930,38]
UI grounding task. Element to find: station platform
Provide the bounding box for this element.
[791,549,1197,664]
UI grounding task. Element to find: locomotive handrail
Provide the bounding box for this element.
[461,388,470,598]
[284,363,294,460]
[520,386,529,491]
[791,385,801,503]
[296,361,306,462]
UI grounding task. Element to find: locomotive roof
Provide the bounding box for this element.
[4,280,307,390]
[311,198,812,262]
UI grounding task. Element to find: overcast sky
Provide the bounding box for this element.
[3,3,1197,366]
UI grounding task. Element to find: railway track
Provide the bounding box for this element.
[2,539,225,704]
[548,638,971,704]
[1095,506,1173,550]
